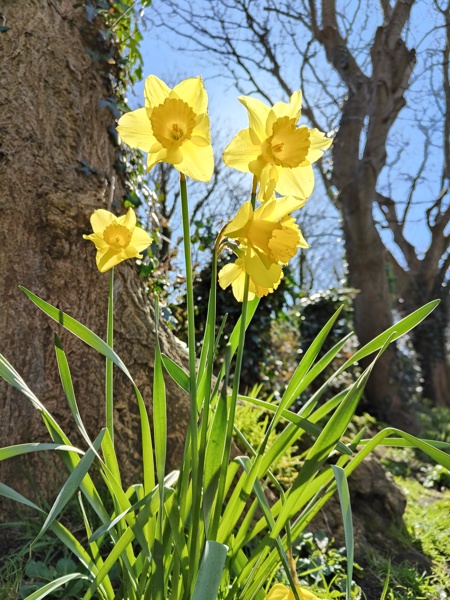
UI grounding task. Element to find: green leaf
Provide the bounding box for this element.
[0,443,83,461]
[276,306,343,422]
[340,300,439,372]
[23,574,88,600]
[0,482,45,513]
[191,541,228,600]
[162,354,190,394]
[273,337,392,537]
[332,466,353,600]
[19,287,156,502]
[35,430,105,544]
[20,287,133,379]
[54,333,92,447]
[237,394,352,456]
[153,301,167,484]
[203,395,228,533]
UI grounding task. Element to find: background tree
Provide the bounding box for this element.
[152,0,450,423]
[0,0,189,510]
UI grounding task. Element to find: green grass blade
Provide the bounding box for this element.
[237,394,352,456]
[20,287,133,378]
[0,483,46,513]
[54,333,93,447]
[24,573,89,600]
[154,301,167,485]
[0,354,70,445]
[19,288,155,492]
[380,559,391,600]
[191,541,228,600]
[101,428,122,489]
[0,443,83,461]
[106,268,114,443]
[340,300,439,372]
[203,394,227,534]
[274,306,343,425]
[273,338,391,537]
[332,466,353,600]
[35,429,105,544]
[235,457,299,600]
[162,354,190,394]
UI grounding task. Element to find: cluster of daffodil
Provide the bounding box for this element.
[80,74,332,600]
[1,73,444,600]
[84,75,331,303]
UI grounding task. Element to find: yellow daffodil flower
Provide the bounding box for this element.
[265,583,321,600]
[223,93,332,201]
[218,246,283,301]
[83,208,151,272]
[222,196,309,265]
[117,75,214,182]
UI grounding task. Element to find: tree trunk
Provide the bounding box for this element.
[340,184,413,427]
[0,0,189,512]
[402,277,450,407]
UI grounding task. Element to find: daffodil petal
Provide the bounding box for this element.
[223,202,254,237]
[96,247,123,272]
[246,252,282,287]
[177,140,214,182]
[192,113,212,144]
[144,75,171,108]
[130,226,152,251]
[276,164,314,199]
[118,207,136,229]
[218,262,241,289]
[271,92,302,121]
[223,129,260,172]
[289,90,303,118]
[259,196,306,220]
[232,273,253,302]
[305,128,333,164]
[147,146,171,171]
[90,209,115,234]
[265,583,289,600]
[83,232,108,251]
[173,76,208,114]
[238,95,270,140]
[269,226,304,263]
[117,108,155,152]
[123,245,142,259]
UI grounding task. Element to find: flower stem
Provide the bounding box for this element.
[179,173,200,593]
[106,267,114,444]
[209,175,258,539]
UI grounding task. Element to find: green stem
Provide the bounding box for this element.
[197,246,218,528]
[179,173,200,595]
[209,175,258,539]
[106,267,114,444]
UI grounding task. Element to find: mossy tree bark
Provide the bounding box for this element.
[0,0,189,512]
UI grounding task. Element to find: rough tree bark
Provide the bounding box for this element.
[0,0,190,511]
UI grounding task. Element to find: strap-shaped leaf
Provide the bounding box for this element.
[35,429,106,544]
[191,541,228,600]
[24,573,89,600]
[332,465,353,600]
[162,354,190,394]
